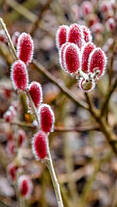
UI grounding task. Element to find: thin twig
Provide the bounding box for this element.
[0,118,99,132]
[6,0,36,23]
[0,18,17,59]
[85,93,117,155]
[46,138,64,207]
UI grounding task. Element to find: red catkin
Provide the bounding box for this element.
[29,81,43,109]
[63,43,81,74]
[18,129,26,147]
[68,24,84,49]
[56,25,69,49]
[88,48,107,78]
[32,130,47,160]
[17,33,34,64]
[81,42,96,73]
[38,104,55,133]
[11,60,29,91]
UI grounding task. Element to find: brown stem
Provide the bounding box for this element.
[85,93,117,155]
[0,118,99,132]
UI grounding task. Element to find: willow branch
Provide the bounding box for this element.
[0,118,99,132]
[85,93,117,155]
[0,18,17,59]
[6,0,36,23]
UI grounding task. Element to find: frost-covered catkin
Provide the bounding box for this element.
[63,43,81,74]
[88,48,107,78]
[29,81,43,109]
[68,24,84,49]
[32,131,47,160]
[17,33,34,64]
[11,60,29,91]
[56,25,69,49]
[81,42,96,73]
[38,104,55,133]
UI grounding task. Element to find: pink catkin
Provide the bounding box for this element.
[56,25,69,49]
[17,33,34,64]
[91,23,103,33]
[81,1,93,16]
[68,24,84,49]
[81,25,92,43]
[18,130,26,147]
[38,104,55,133]
[3,111,13,122]
[11,60,29,91]
[29,81,43,109]
[18,175,33,199]
[7,140,15,155]
[8,163,18,182]
[100,1,111,13]
[106,18,116,32]
[88,48,107,78]
[63,43,81,74]
[81,42,96,73]
[32,131,47,160]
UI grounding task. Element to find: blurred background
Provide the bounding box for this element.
[0,0,117,207]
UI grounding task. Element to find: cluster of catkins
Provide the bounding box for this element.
[5,31,55,199]
[71,0,116,34]
[100,0,117,32]
[56,24,107,92]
